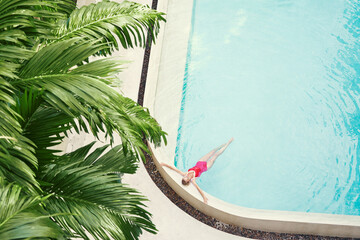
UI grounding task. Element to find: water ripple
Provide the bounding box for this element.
[175,0,360,215]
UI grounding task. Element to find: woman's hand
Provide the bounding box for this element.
[192,180,208,204]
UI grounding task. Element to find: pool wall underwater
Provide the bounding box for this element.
[144,0,360,237]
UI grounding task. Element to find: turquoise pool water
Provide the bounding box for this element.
[175,0,360,215]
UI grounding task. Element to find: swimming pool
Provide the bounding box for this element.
[175,0,360,216]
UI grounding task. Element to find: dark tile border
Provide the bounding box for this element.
[137,0,158,106]
[136,1,357,239]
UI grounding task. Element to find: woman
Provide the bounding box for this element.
[161,138,233,204]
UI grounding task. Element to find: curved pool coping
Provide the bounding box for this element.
[150,147,360,238]
[142,0,360,238]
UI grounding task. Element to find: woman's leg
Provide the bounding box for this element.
[198,143,226,162]
[206,138,233,169]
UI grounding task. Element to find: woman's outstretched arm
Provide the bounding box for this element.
[160,163,186,176]
[191,179,208,204]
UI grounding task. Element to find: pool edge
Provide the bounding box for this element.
[149,144,360,238]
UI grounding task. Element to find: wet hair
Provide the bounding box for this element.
[182,178,190,186]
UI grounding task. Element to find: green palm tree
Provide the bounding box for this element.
[0,0,166,239]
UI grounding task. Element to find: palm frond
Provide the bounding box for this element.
[40,151,156,240]
[0,47,33,79]
[0,79,39,192]
[53,0,166,56]
[33,0,76,18]
[0,29,27,44]
[70,57,128,87]
[62,142,138,174]
[0,136,39,193]
[87,144,137,174]
[18,38,109,78]
[0,178,65,239]
[0,78,21,136]
[101,95,167,160]
[0,46,33,61]
[0,1,167,239]
[0,0,68,37]
[0,0,75,79]
[13,39,166,160]
[13,89,73,160]
[16,96,75,163]
[0,62,20,80]
[24,107,73,159]
[13,38,117,119]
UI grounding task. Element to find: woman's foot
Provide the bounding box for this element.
[224,137,234,147]
[217,138,234,154]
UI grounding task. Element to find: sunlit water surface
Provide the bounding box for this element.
[175,0,360,215]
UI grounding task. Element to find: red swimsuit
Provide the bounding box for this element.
[188,161,208,177]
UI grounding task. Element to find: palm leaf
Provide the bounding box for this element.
[13,38,166,160]
[0,46,33,61]
[24,106,73,159]
[0,0,74,79]
[63,142,138,174]
[0,0,68,40]
[0,178,66,239]
[13,38,119,119]
[0,78,21,136]
[17,38,110,78]
[1,1,167,239]
[0,62,20,80]
[0,46,33,80]
[33,0,76,18]
[17,99,75,163]
[101,95,167,159]
[0,79,39,192]
[39,148,156,240]
[53,0,166,56]
[0,135,39,193]
[14,89,73,161]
